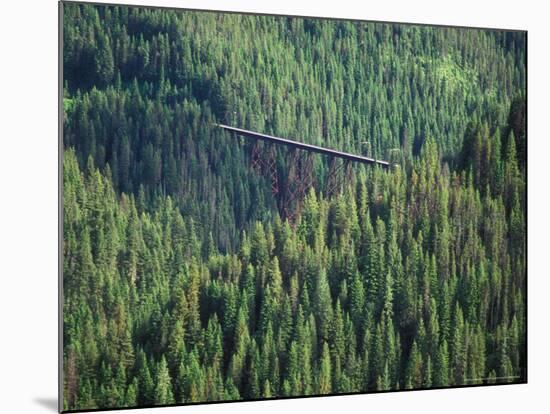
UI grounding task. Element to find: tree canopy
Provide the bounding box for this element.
[62,3,526,411]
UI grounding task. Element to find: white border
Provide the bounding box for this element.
[1,1,548,413]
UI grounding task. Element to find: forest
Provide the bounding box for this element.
[62,3,526,411]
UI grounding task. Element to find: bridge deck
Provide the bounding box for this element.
[215,124,389,167]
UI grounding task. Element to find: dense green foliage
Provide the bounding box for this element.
[62,3,526,411]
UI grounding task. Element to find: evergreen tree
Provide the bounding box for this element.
[155,357,175,405]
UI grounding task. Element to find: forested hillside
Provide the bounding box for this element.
[62,3,526,411]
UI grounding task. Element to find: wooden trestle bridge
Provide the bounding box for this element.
[216,124,389,223]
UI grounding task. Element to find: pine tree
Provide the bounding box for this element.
[314,268,333,342]
[318,342,332,394]
[154,356,175,405]
[434,340,449,387]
